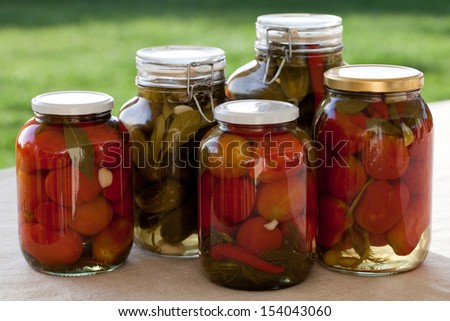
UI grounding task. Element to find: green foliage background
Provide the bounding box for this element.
[1,0,449,168]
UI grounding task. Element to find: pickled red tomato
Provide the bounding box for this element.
[20,223,83,266]
[362,134,410,180]
[82,121,123,168]
[93,215,133,265]
[354,180,410,234]
[325,155,367,203]
[212,176,256,227]
[256,175,306,222]
[387,195,431,256]
[317,111,367,156]
[16,122,70,172]
[102,167,132,202]
[71,195,114,236]
[16,170,49,223]
[34,201,71,230]
[401,160,432,195]
[317,196,351,248]
[45,166,102,206]
[408,128,433,161]
[207,133,253,179]
[366,101,389,119]
[236,217,283,254]
[111,194,133,218]
[199,169,218,198]
[304,169,318,218]
[250,133,304,183]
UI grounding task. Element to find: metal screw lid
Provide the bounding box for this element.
[324,64,424,93]
[214,99,299,125]
[32,91,114,116]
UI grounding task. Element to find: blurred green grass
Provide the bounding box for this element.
[1,0,449,169]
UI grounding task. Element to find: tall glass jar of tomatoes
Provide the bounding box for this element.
[226,13,345,130]
[199,100,316,290]
[119,46,226,257]
[313,65,433,275]
[16,91,133,276]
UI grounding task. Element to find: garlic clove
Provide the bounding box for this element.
[173,104,194,115]
[264,219,279,231]
[98,167,113,188]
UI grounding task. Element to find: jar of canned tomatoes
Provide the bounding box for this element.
[313,64,433,275]
[226,13,345,130]
[119,45,226,257]
[16,91,133,276]
[199,99,317,290]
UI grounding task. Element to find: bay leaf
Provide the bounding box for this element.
[401,100,425,128]
[365,118,402,136]
[162,100,173,120]
[401,122,415,147]
[334,100,369,115]
[63,122,95,178]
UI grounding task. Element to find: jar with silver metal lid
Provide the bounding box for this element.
[226,13,345,130]
[313,64,433,275]
[119,45,227,257]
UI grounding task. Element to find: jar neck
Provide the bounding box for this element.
[326,88,422,103]
[34,111,112,124]
[256,47,343,65]
[218,121,297,135]
[136,68,226,89]
[137,84,226,105]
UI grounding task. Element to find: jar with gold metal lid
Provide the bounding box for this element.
[313,64,433,275]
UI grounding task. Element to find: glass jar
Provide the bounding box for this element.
[226,13,345,130]
[16,91,133,276]
[313,65,433,275]
[119,45,226,257]
[199,99,316,290]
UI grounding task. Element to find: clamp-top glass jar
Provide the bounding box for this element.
[119,45,226,257]
[313,65,433,275]
[199,100,317,290]
[16,91,133,276]
[226,13,345,129]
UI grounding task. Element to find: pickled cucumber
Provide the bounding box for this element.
[160,196,198,244]
[135,179,186,214]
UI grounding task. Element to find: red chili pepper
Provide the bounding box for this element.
[307,45,325,111]
[210,243,285,274]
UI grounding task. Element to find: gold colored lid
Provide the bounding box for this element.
[324,64,424,93]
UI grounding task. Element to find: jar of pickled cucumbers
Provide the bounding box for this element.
[119,45,226,257]
[313,64,433,275]
[199,99,316,290]
[16,91,133,276]
[226,13,345,130]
